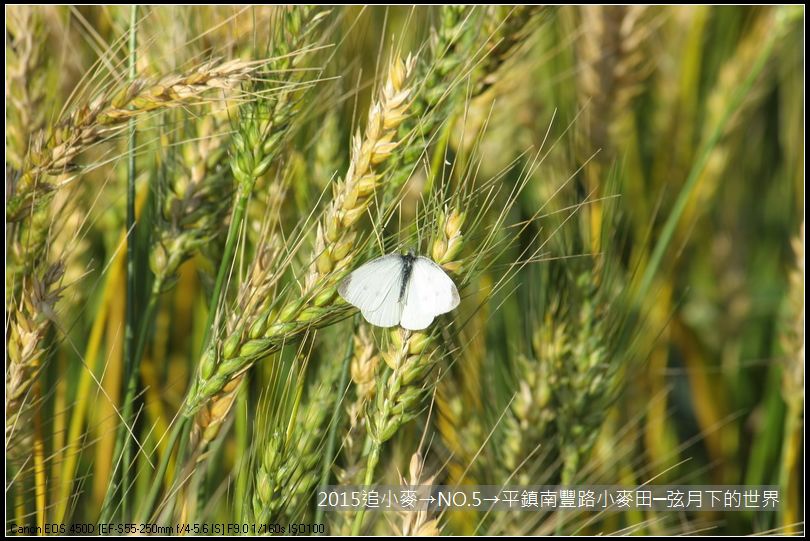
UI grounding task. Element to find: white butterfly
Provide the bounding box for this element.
[337,253,460,331]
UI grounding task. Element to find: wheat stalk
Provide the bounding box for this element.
[166,54,415,523]
[778,221,804,533]
[318,325,379,534]
[350,325,381,403]
[3,7,801,536]
[509,261,622,486]
[177,5,331,463]
[184,54,416,422]
[434,281,489,492]
[140,10,334,522]
[780,222,804,414]
[576,6,650,254]
[685,10,784,229]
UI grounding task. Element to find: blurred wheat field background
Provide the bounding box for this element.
[5,5,804,536]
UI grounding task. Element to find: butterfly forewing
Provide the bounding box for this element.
[338,254,404,327]
[399,257,460,331]
[361,278,404,327]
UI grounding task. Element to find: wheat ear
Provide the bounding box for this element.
[8,58,258,222]
[352,208,465,534]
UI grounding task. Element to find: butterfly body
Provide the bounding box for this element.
[337,253,460,331]
[398,252,416,301]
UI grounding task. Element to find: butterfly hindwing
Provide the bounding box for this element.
[399,256,460,331]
